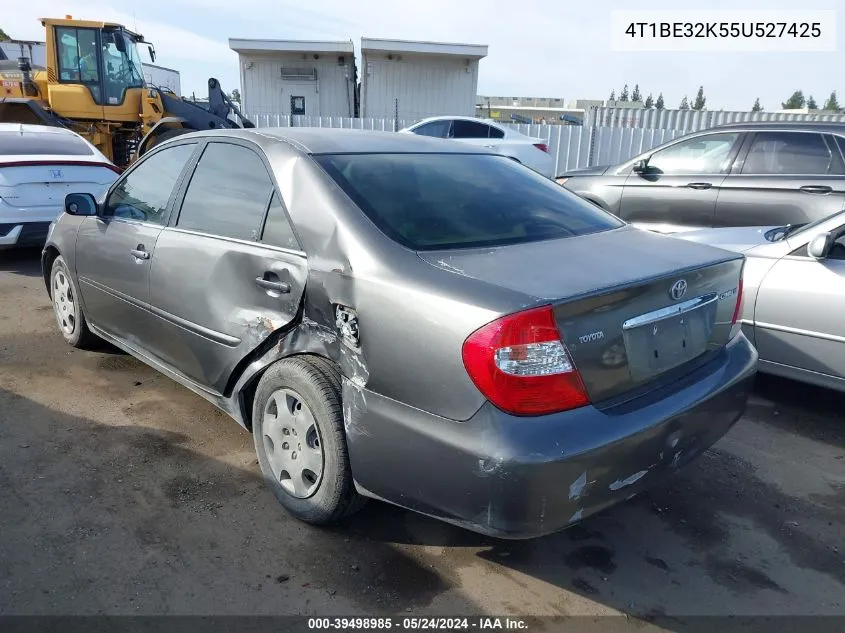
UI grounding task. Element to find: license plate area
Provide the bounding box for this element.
[623,294,718,383]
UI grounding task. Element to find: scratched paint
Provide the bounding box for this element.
[608,469,648,491]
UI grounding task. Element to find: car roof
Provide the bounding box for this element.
[179,127,493,155]
[0,123,84,136]
[706,121,845,133]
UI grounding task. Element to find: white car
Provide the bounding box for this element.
[400,116,555,178]
[0,124,119,250]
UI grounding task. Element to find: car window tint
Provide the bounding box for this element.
[0,132,94,155]
[103,143,196,224]
[412,120,451,138]
[488,126,505,139]
[177,143,274,241]
[452,120,494,139]
[742,132,833,175]
[261,191,300,250]
[647,133,739,175]
[316,153,623,251]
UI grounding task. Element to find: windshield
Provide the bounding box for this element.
[316,153,624,251]
[101,29,144,104]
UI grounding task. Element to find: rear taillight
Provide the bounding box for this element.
[462,305,589,416]
[729,276,744,338]
[533,143,550,153]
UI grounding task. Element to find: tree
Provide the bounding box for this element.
[230,89,241,103]
[823,90,840,111]
[751,97,763,112]
[655,93,665,110]
[620,84,630,101]
[644,94,654,109]
[807,95,818,110]
[679,95,690,110]
[693,86,706,110]
[781,90,805,109]
[609,90,616,102]
[0,28,10,42]
[631,84,642,102]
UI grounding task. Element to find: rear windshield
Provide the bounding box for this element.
[0,132,94,156]
[315,153,623,250]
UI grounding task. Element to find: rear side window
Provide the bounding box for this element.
[316,153,623,251]
[261,192,300,250]
[104,143,196,225]
[489,126,505,139]
[177,143,275,241]
[0,132,94,156]
[452,120,495,139]
[742,132,834,175]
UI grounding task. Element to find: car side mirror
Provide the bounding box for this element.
[808,232,833,259]
[632,158,649,174]
[65,193,98,217]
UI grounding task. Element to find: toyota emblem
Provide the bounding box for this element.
[670,279,688,301]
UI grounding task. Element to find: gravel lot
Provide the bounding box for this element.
[1,247,844,619]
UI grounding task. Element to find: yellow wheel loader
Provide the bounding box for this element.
[0,16,252,168]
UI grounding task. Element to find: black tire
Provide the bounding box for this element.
[147,128,190,150]
[252,357,363,524]
[49,255,98,349]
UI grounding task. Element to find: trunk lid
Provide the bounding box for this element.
[0,162,117,210]
[419,226,744,404]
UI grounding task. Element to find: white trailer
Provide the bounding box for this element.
[142,63,181,95]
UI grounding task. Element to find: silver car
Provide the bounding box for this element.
[678,213,845,393]
[42,128,756,538]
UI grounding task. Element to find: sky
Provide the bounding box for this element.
[4,0,844,112]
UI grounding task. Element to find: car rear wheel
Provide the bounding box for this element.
[50,255,98,349]
[252,357,363,524]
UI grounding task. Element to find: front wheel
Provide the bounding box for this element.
[252,357,364,525]
[50,255,98,349]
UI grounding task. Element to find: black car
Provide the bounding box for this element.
[559,122,845,233]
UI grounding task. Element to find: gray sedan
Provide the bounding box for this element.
[678,213,845,393]
[42,128,756,538]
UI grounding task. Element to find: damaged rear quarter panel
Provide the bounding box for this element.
[234,146,536,423]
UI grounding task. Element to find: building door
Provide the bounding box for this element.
[282,81,319,116]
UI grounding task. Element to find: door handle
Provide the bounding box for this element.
[799,185,832,194]
[129,247,150,260]
[255,277,291,294]
[686,182,713,190]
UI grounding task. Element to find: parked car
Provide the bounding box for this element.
[677,211,845,393]
[559,122,845,233]
[400,116,555,178]
[0,123,119,250]
[43,128,756,538]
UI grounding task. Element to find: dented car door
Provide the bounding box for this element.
[145,140,307,394]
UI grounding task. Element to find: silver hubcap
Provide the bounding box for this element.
[52,271,76,336]
[262,389,323,498]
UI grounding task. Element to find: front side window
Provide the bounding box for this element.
[101,30,145,105]
[316,153,623,251]
[56,27,99,84]
[647,133,739,175]
[451,120,495,139]
[177,143,274,241]
[412,120,452,138]
[742,132,835,175]
[104,143,196,224]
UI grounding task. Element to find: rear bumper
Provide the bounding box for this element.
[0,222,51,249]
[347,333,757,539]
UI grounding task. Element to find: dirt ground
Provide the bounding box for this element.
[1,247,844,621]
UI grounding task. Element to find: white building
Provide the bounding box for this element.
[142,63,180,95]
[360,38,487,120]
[228,38,357,117]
